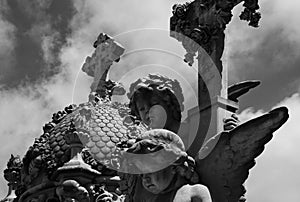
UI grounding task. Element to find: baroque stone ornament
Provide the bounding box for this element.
[170,0,261,70]
[1,155,22,202]
[56,180,90,202]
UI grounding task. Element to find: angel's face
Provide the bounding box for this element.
[141,166,174,194]
[136,96,168,129]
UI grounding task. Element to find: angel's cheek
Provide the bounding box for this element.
[149,105,167,129]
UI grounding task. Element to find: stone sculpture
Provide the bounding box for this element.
[0,3,289,200]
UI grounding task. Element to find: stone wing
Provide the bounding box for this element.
[195,107,289,202]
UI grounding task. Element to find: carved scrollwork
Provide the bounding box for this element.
[239,6,261,27]
[170,3,190,39]
[239,0,261,27]
[64,104,77,114]
[90,184,124,202]
[190,26,211,45]
[172,3,189,19]
[56,180,90,202]
[4,155,22,185]
[52,104,78,125]
[43,122,56,133]
[52,111,67,124]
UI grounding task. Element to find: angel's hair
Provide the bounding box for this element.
[128,74,184,130]
[172,155,199,184]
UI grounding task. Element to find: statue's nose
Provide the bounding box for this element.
[141,174,151,183]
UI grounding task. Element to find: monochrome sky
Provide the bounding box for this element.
[0,0,299,201]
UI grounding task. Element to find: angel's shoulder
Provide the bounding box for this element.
[175,184,210,199]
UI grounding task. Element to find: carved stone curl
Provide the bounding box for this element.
[4,155,22,186]
[2,155,22,201]
[240,0,261,27]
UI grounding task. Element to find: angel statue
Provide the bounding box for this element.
[121,129,212,202]
[115,73,287,202]
[75,34,288,202]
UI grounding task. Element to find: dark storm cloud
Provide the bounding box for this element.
[0,1,16,82]
[0,0,76,88]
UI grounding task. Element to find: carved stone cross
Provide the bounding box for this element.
[81,33,125,97]
[170,0,261,156]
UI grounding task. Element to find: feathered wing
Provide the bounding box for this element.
[195,107,289,202]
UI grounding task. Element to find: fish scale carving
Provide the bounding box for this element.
[48,100,145,170]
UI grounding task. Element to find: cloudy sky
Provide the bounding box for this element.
[0,0,299,201]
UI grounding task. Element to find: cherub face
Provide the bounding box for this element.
[141,166,174,194]
[148,105,167,129]
[136,96,168,129]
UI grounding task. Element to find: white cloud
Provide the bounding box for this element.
[0,71,77,197]
[269,0,300,44]
[240,93,300,201]
[238,107,264,123]
[0,85,50,196]
[41,31,60,65]
[71,0,180,36]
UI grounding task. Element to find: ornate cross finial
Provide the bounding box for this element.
[170,0,261,69]
[82,33,125,98]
